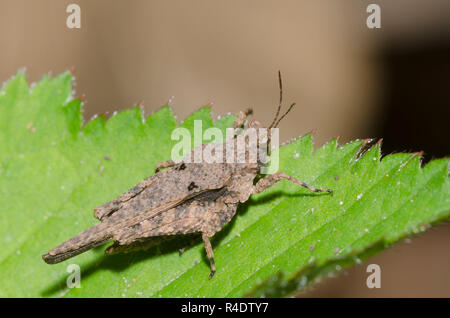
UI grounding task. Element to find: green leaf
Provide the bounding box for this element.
[0,71,448,298]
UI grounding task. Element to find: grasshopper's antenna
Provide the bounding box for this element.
[268,70,283,129]
[266,71,295,158]
[274,102,295,128]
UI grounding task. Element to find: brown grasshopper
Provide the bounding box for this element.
[42,72,332,278]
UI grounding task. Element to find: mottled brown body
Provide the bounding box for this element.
[42,73,332,278]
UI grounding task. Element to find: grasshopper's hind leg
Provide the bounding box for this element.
[254,172,333,194]
[202,233,216,279]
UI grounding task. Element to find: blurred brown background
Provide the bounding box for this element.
[1,0,448,297]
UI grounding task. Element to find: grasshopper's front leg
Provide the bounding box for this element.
[202,233,216,279]
[254,172,333,194]
[232,108,253,129]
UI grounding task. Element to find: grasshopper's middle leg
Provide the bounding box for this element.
[202,233,216,279]
[254,172,333,194]
[106,237,166,255]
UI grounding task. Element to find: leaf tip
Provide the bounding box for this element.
[167,96,175,106]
